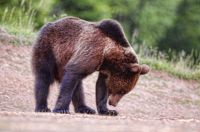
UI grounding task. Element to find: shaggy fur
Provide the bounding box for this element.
[97,19,130,47]
[32,17,148,116]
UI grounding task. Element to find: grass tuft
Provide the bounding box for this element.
[137,46,200,81]
[0,0,36,45]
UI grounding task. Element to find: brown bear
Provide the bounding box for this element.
[32,16,149,116]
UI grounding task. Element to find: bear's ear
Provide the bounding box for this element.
[130,63,150,75]
[130,63,141,73]
[140,64,150,75]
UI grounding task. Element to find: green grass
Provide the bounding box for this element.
[0,24,35,45]
[138,46,200,81]
[140,57,200,80]
[0,0,36,45]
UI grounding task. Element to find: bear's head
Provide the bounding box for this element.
[97,19,150,107]
[106,64,150,107]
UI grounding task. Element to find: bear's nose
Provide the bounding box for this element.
[108,94,123,107]
[108,100,117,107]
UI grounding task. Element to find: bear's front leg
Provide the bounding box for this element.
[72,81,96,114]
[96,73,118,116]
[53,70,84,114]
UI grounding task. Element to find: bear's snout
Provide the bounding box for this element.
[108,94,123,107]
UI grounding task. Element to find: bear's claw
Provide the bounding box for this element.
[75,106,96,114]
[98,109,118,116]
[35,107,51,112]
[53,109,70,114]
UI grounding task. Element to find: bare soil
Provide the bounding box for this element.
[0,44,200,132]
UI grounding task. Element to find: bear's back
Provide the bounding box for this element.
[43,17,93,44]
[35,17,104,81]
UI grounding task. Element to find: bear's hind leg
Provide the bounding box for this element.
[34,53,55,112]
[34,72,53,112]
[72,81,96,114]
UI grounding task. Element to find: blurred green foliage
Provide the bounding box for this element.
[0,0,54,29]
[0,0,199,63]
[158,0,200,64]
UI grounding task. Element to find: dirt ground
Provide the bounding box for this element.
[0,44,200,132]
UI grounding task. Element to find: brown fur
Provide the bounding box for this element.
[32,17,149,114]
[33,17,138,84]
[33,17,106,82]
[97,19,130,47]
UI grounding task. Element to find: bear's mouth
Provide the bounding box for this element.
[108,100,117,107]
[108,94,123,107]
